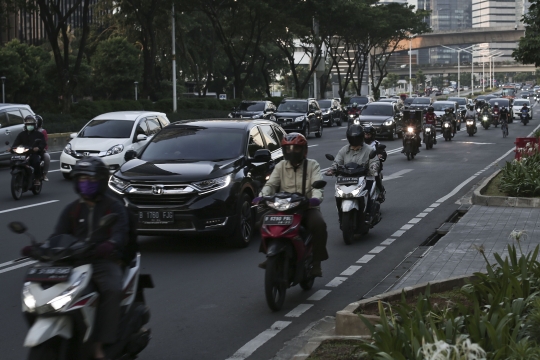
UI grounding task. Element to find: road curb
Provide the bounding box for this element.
[472,169,540,207]
[47,132,72,152]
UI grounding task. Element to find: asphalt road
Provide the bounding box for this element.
[0,98,537,359]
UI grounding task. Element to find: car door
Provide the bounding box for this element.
[5,108,24,148]
[310,101,322,130]
[131,118,150,154]
[246,126,269,188]
[0,110,10,159]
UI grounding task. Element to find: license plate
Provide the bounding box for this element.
[138,211,174,224]
[11,155,25,161]
[263,215,294,226]
[337,177,359,185]
[25,266,72,282]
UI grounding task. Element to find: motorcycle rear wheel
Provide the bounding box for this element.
[342,210,357,245]
[265,255,287,311]
[32,180,42,195]
[11,173,23,200]
[27,338,60,360]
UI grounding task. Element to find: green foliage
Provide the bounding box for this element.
[514,1,540,66]
[499,153,540,197]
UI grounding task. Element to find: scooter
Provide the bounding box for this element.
[492,109,500,127]
[10,214,153,360]
[481,114,491,129]
[423,124,436,150]
[10,146,43,200]
[402,125,419,160]
[465,117,477,137]
[521,108,530,125]
[258,180,327,311]
[442,119,453,141]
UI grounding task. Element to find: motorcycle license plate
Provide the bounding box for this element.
[25,266,72,282]
[263,215,294,226]
[138,210,174,224]
[11,155,25,161]
[337,177,359,185]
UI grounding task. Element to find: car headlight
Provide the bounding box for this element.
[105,144,124,156]
[109,175,130,193]
[251,114,262,119]
[22,285,36,312]
[63,143,72,155]
[383,120,394,126]
[295,115,306,122]
[48,272,87,311]
[193,174,232,193]
[336,188,344,197]
[266,199,301,211]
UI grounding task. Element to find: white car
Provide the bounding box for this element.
[513,99,532,120]
[60,111,170,179]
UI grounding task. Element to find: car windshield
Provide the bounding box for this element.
[489,99,509,107]
[78,120,133,138]
[448,98,466,105]
[378,99,395,103]
[318,100,332,108]
[502,88,516,97]
[514,100,529,106]
[238,102,265,111]
[349,97,369,105]
[404,98,414,105]
[277,101,307,112]
[361,105,393,116]
[432,103,452,111]
[412,98,430,104]
[140,127,245,162]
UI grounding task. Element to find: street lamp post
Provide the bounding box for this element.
[0,77,5,103]
[171,4,177,112]
[440,45,476,97]
[134,81,138,101]
[408,34,416,96]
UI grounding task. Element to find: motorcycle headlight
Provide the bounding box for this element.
[294,115,306,122]
[63,143,72,155]
[48,272,87,311]
[108,175,130,193]
[425,127,431,132]
[354,119,360,125]
[105,144,124,156]
[444,123,450,128]
[349,114,355,118]
[467,120,474,125]
[483,116,488,120]
[266,199,301,211]
[383,120,394,126]
[407,127,414,133]
[15,146,27,154]
[22,285,36,312]
[193,174,232,194]
[251,114,262,119]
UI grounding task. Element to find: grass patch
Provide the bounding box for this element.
[482,171,507,197]
[307,339,367,360]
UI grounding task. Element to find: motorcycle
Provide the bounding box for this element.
[521,108,530,125]
[465,117,477,137]
[258,180,327,311]
[402,125,419,160]
[423,124,436,150]
[492,109,500,127]
[325,152,383,245]
[10,214,153,360]
[442,118,453,141]
[10,145,43,200]
[481,114,491,129]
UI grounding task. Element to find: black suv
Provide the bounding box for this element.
[229,100,276,120]
[409,97,432,112]
[108,119,286,247]
[317,98,343,127]
[273,98,323,138]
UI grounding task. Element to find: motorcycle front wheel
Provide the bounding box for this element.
[342,210,357,245]
[27,337,60,360]
[32,180,42,195]
[11,173,23,200]
[265,255,287,311]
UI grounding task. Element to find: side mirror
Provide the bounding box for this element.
[325,154,335,161]
[124,150,138,162]
[252,149,271,163]
[136,134,148,142]
[98,214,118,229]
[8,221,27,234]
[312,180,327,189]
[69,133,77,139]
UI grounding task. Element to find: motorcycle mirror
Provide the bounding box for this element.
[369,150,377,159]
[8,221,27,234]
[312,180,327,189]
[98,214,119,229]
[325,154,335,161]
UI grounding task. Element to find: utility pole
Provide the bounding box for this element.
[171,4,177,112]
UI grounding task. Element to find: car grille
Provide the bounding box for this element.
[73,150,101,158]
[127,193,196,206]
[276,118,293,124]
[137,220,194,231]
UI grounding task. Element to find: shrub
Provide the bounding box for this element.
[499,152,540,197]
[153,99,174,113]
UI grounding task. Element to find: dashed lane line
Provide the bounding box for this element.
[225,321,292,360]
[340,265,362,276]
[357,254,375,263]
[307,290,331,301]
[0,200,59,214]
[0,260,37,274]
[369,246,386,254]
[285,304,314,318]
[325,277,347,287]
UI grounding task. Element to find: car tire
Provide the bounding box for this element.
[227,193,254,248]
[302,123,310,138]
[62,173,71,180]
[315,122,323,138]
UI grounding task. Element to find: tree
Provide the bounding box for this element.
[513,0,540,66]
[92,37,142,99]
[381,73,399,94]
[416,70,426,90]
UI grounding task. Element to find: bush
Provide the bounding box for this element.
[499,152,540,197]
[153,99,174,113]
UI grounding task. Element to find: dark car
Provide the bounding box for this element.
[229,100,276,120]
[346,96,373,111]
[273,98,323,138]
[318,98,343,127]
[488,98,513,119]
[409,97,432,112]
[353,102,402,140]
[448,97,468,120]
[108,119,286,247]
[521,91,532,100]
[403,97,415,109]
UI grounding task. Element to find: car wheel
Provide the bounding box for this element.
[62,173,71,180]
[387,128,394,141]
[227,193,254,248]
[315,122,323,138]
[302,123,310,138]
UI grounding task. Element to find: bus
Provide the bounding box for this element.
[501,85,516,99]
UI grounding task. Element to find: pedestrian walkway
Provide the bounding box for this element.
[392,205,540,289]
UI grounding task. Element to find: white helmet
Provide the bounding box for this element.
[494,102,499,106]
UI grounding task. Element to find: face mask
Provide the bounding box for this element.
[77,180,100,198]
[26,125,35,131]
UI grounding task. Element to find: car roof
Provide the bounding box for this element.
[0,103,33,110]
[168,119,279,129]
[368,101,394,106]
[93,111,166,121]
[448,97,466,100]
[434,100,455,104]
[281,98,309,102]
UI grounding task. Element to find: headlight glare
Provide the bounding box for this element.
[383,120,394,126]
[106,144,124,156]
[109,176,129,191]
[23,286,36,312]
[407,127,414,133]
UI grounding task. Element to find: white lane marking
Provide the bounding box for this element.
[326,277,347,287]
[48,151,63,154]
[0,200,59,214]
[0,260,37,274]
[341,265,362,276]
[226,321,292,360]
[384,169,413,181]
[430,203,441,208]
[392,230,406,237]
[307,290,331,301]
[308,145,318,147]
[285,304,314,317]
[416,213,428,218]
[381,238,395,245]
[454,141,494,145]
[50,160,59,162]
[409,218,422,224]
[424,208,434,213]
[369,246,386,254]
[357,254,375,263]
[48,169,62,173]
[401,224,414,230]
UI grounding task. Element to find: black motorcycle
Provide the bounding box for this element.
[480,113,491,130]
[403,125,419,160]
[442,119,453,141]
[465,117,477,137]
[10,146,42,200]
[423,124,436,150]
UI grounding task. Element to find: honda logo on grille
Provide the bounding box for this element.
[152,185,164,195]
[83,152,90,157]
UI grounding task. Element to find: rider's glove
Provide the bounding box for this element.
[95,241,116,259]
[309,198,321,207]
[252,197,262,205]
[21,246,34,257]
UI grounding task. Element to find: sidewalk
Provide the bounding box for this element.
[286,204,540,359]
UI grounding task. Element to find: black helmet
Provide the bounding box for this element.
[445,108,452,113]
[346,124,364,147]
[363,124,376,144]
[71,157,110,200]
[35,115,43,129]
[427,106,434,112]
[351,102,358,108]
[24,115,37,131]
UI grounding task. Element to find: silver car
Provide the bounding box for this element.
[0,104,35,161]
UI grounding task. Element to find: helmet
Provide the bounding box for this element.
[346,124,364,147]
[35,115,43,129]
[352,102,358,108]
[281,133,308,166]
[494,102,499,106]
[24,115,37,131]
[427,106,434,113]
[363,124,376,144]
[71,157,110,200]
[468,104,474,110]
[445,108,452,113]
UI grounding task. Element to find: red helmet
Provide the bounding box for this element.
[281,133,308,165]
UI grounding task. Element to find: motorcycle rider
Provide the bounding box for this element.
[401,110,421,153]
[363,124,387,202]
[11,115,46,186]
[423,106,437,144]
[521,103,530,120]
[257,133,328,277]
[441,108,455,136]
[22,157,129,360]
[500,106,510,123]
[35,115,51,181]
[465,104,476,120]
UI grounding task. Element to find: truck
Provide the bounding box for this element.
[501,85,516,99]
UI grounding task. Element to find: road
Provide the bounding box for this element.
[0,99,537,359]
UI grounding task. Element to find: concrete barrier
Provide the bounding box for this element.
[47,132,73,152]
[472,170,540,207]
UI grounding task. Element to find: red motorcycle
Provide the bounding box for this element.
[492,108,500,127]
[258,180,326,311]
